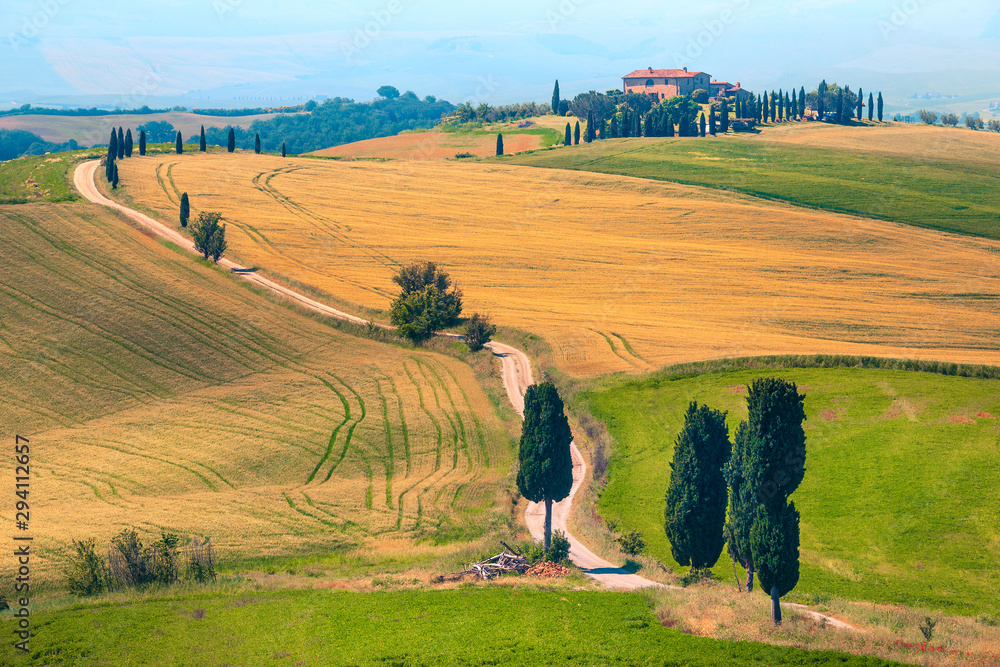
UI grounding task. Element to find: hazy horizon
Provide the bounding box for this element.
[3,0,999,114]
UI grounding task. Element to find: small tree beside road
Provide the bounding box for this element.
[191,212,227,262]
[464,313,496,352]
[389,262,462,343]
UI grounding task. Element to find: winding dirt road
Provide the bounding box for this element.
[72,159,863,620]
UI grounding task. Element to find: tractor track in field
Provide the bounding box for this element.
[73,159,860,626]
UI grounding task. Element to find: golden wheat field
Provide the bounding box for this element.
[756,120,1000,165]
[310,131,542,160]
[115,151,1000,377]
[0,203,513,580]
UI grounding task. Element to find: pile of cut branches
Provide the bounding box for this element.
[458,543,530,581]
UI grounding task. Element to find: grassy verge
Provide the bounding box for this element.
[2,587,907,666]
[578,362,1000,616]
[506,134,1000,240]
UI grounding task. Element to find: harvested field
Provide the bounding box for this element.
[0,111,288,146]
[117,152,1000,377]
[310,131,542,160]
[0,203,514,581]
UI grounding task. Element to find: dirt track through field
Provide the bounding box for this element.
[74,158,868,626]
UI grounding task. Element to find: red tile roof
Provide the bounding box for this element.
[622,68,704,79]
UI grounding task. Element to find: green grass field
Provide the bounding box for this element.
[1,587,905,666]
[0,152,90,204]
[507,130,1000,240]
[580,364,1000,615]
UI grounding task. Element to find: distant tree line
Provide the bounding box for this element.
[0,129,79,161]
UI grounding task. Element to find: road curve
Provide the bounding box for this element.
[74,160,666,591]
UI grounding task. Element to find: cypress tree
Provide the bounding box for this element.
[699,112,706,137]
[664,402,731,572]
[610,116,618,138]
[138,130,146,156]
[175,131,183,154]
[621,109,630,138]
[877,92,884,122]
[227,128,236,153]
[599,119,606,140]
[709,106,717,135]
[117,127,125,159]
[724,377,807,624]
[124,129,133,157]
[564,123,571,146]
[836,87,844,123]
[254,133,261,154]
[635,110,642,137]
[496,132,503,156]
[762,95,769,124]
[105,154,115,182]
[551,80,560,115]
[574,120,581,144]
[720,98,730,133]
[111,161,119,189]
[790,89,797,120]
[868,92,874,121]
[516,383,574,550]
[817,80,827,120]
[665,117,675,137]
[856,88,863,122]
[108,129,118,161]
[281,142,287,158]
[180,193,190,228]
[586,111,594,142]
[799,86,806,117]
[770,92,777,122]
[777,90,783,120]
[200,125,207,152]
[786,92,792,120]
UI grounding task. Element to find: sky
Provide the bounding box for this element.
[1,0,999,111]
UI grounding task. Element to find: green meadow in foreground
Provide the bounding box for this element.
[581,365,1000,616]
[0,152,84,204]
[507,133,1000,240]
[2,588,904,666]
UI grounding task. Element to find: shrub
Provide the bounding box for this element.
[691,89,709,104]
[546,530,570,563]
[616,529,646,555]
[109,529,155,589]
[66,538,107,596]
[464,313,497,352]
[188,537,216,583]
[153,531,181,585]
[454,151,474,158]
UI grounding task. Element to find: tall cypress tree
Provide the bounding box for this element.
[725,377,807,624]
[496,132,503,156]
[836,87,845,123]
[564,122,571,146]
[599,119,606,140]
[777,90,783,121]
[762,94,769,123]
[175,131,183,154]
[105,154,115,183]
[124,129,133,157]
[868,92,874,121]
[721,98,730,132]
[586,111,594,142]
[117,127,125,159]
[179,192,190,228]
[610,115,618,138]
[699,112,706,137]
[856,87,863,122]
[111,161,119,189]
[574,120,581,144]
[108,129,118,161]
[786,93,792,120]
[877,92,884,122]
[665,117,674,137]
[799,86,806,117]
[709,106,717,135]
[790,89,797,120]
[517,383,574,550]
[551,80,560,115]
[254,133,261,154]
[227,128,236,153]
[817,80,828,120]
[200,125,207,152]
[138,130,146,156]
[665,402,731,572]
[281,142,287,158]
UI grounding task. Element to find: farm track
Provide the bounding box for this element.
[73,156,864,627]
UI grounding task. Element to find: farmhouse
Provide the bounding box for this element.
[622,67,752,102]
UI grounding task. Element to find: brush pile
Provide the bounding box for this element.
[458,547,530,581]
[525,561,571,578]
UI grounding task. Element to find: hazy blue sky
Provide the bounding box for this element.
[2,0,998,110]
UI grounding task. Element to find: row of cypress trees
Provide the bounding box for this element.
[664,377,807,625]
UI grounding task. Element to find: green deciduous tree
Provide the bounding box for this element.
[191,211,227,262]
[664,402,731,572]
[919,109,938,124]
[200,125,207,152]
[377,85,400,99]
[227,128,235,153]
[180,192,190,228]
[464,312,497,352]
[389,262,462,343]
[138,130,146,156]
[517,382,574,550]
[496,132,503,156]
